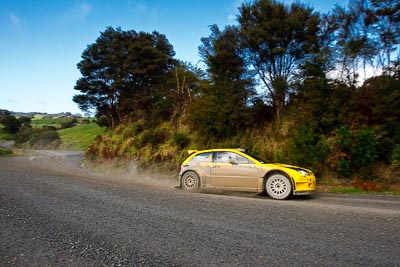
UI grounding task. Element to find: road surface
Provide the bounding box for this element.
[1,151,399,266]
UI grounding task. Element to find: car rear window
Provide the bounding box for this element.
[189,152,213,163]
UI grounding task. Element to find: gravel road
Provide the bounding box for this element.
[1,151,400,266]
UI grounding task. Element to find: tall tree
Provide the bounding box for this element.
[238,0,320,123]
[198,25,254,137]
[73,27,176,128]
[371,0,400,70]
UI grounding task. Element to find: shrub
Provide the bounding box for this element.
[337,158,351,178]
[173,132,190,149]
[287,123,329,175]
[333,126,377,179]
[0,115,22,134]
[60,118,78,129]
[15,127,60,149]
[391,144,400,168]
[0,148,12,156]
[352,178,384,192]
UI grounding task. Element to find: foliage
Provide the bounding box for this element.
[74,0,400,186]
[333,126,377,179]
[0,129,14,141]
[193,24,255,139]
[15,127,60,149]
[60,118,78,129]
[74,27,176,129]
[173,132,190,149]
[391,144,400,168]
[238,0,320,122]
[0,148,13,156]
[31,116,78,129]
[0,115,22,134]
[286,123,329,175]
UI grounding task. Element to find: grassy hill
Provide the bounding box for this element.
[58,123,105,150]
[0,129,14,141]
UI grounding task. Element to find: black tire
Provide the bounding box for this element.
[181,171,200,191]
[265,173,292,200]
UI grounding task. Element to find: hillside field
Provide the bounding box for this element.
[58,123,105,150]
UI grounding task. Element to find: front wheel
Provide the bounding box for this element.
[265,173,292,200]
[181,171,200,191]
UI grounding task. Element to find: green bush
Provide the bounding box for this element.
[29,130,60,148]
[391,144,400,168]
[0,115,22,134]
[15,127,60,149]
[334,126,377,179]
[287,123,329,175]
[351,128,377,169]
[60,118,78,129]
[0,148,12,156]
[173,132,190,149]
[337,158,351,178]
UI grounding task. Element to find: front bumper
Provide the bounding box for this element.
[293,190,314,196]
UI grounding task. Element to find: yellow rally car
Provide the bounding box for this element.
[179,148,316,200]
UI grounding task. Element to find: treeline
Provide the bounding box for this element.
[75,0,400,183]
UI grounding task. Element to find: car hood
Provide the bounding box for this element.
[262,163,312,172]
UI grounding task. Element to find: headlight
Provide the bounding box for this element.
[289,167,310,176]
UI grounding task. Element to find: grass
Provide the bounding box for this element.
[0,148,13,157]
[58,123,105,150]
[326,188,400,195]
[0,129,14,141]
[317,177,400,195]
[31,116,78,129]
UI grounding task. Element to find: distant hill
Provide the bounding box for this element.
[0,109,81,118]
[0,109,11,118]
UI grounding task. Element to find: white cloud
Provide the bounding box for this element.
[133,2,158,21]
[7,12,22,26]
[228,0,242,23]
[66,2,93,22]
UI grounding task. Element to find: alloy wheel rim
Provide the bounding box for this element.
[269,178,288,196]
[184,174,196,189]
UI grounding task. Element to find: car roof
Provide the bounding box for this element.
[188,148,247,154]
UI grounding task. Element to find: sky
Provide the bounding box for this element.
[1,0,347,115]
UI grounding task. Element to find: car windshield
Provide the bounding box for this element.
[242,151,268,164]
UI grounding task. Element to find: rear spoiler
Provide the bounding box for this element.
[187,150,197,155]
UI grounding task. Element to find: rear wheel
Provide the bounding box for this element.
[265,173,292,200]
[181,171,200,191]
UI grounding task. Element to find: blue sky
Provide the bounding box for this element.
[1,0,347,114]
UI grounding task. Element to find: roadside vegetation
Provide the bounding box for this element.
[70,0,400,192]
[1,0,399,193]
[0,129,14,141]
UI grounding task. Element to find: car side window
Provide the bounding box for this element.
[215,152,233,163]
[215,152,254,164]
[189,152,213,163]
[235,153,253,164]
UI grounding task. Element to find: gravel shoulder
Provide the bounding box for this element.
[1,151,400,266]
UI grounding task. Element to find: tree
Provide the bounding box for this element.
[73,27,176,128]
[238,0,320,123]
[371,0,400,70]
[166,61,205,123]
[0,115,22,134]
[191,24,254,138]
[328,0,400,83]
